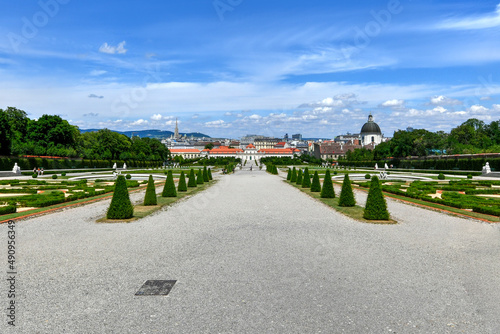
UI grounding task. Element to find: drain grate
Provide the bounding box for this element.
[135,280,177,296]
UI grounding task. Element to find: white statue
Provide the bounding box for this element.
[12,163,21,174]
[113,163,117,169]
[123,163,127,170]
[385,163,389,169]
[483,162,491,174]
[375,163,378,170]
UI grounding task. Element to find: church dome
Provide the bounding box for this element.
[360,114,381,134]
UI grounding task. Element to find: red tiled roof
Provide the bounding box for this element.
[170,149,201,153]
[246,144,256,149]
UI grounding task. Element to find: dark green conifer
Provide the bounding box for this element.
[287,168,291,180]
[338,174,356,207]
[107,175,134,219]
[290,167,297,182]
[363,176,389,220]
[310,171,321,192]
[177,171,187,192]
[203,166,209,182]
[296,169,303,185]
[320,169,335,198]
[301,168,311,188]
[197,169,204,184]
[188,169,197,187]
[143,175,157,206]
[208,168,213,180]
[162,170,177,197]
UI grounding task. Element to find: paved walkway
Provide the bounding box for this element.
[1,169,500,333]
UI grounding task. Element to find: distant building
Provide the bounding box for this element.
[254,138,281,150]
[292,133,302,141]
[360,114,383,146]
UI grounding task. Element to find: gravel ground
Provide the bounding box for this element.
[0,167,499,333]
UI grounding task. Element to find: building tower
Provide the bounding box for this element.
[360,113,383,146]
[174,118,180,140]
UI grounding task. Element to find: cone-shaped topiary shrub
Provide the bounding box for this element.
[310,171,321,192]
[302,168,311,188]
[338,174,356,207]
[178,171,187,192]
[203,166,209,182]
[290,167,297,182]
[208,168,213,180]
[188,169,197,187]
[197,169,204,184]
[143,175,158,206]
[363,175,389,220]
[287,168,291,180]
[107,175,134,219]
[162,170,177,197]
[320,169,335,198]
[296,169,303,185]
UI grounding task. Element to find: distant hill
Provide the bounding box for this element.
[80,129,210,139]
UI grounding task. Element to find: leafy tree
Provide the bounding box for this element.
[188,169,197,187]
[107,175,134,219]
[302,167,311,188]
[162,170,177,197]
[143,175,158,206]
[204,143,214,150]
[178,171,187,192]
[296,169,303,185]
[338,174,355,207]
[363,176,389,220]
[0,111,12,155]
[321,169,335,198]
[310,171,321,192]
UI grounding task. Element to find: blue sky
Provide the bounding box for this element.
[1,0,500,138]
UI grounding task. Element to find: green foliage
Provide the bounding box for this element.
[32,173,37,178]
[467,174,472,179]
[363,176,389,220]
[52,174,57,179]
[208,168,213,180]
[438,173,445,180]
[178,171,187,192]
[143,175,157,206]
[126,174,132,179]
[188,169,197,187]
[365,173,371,179]
[162,170,177,197]
[61,172,66,176]
[320,169,335,198]
[301,168,311,188]
[333,171,338,175]
[106,175,134,219]
[197,169,204,184]
[286,168,291,180]
[290,167,297,182]
[338,174,356,207]
[0,205,16,215]
[310,171,321,192]
[296,169,303,185]
[203,166,209,182]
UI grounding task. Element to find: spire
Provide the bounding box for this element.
[368,113,374,122]
[174,117,179,139]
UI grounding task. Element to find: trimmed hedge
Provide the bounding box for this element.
[107,175,134,219]
[197,169,204,184]
[338,174,356,207]
[0,205,16,215]
[143,175,157,206]
[178,171,187,192]
[162,170,177,197]
[203,166,209,182]
[208,168,213,180]
[302,168,311,188]
[310,171,321,192]
[290,167,297,183]
[188,169,197,187]
[296,169,303,185]
[363,176,389,220]
[287,169,291,181]
[321,169,335,198]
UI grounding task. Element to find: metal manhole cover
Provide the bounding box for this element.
[135,280,177,296]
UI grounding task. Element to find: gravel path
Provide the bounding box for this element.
[1,169,499,333]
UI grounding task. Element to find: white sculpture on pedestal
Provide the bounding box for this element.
[113,163,117,169]
[12,163,21,174]
[123,163,127,170]
[375,163,378,170]
[483,162,491,175]
[385,163,389,169]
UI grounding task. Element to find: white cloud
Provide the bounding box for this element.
[469,105,489,115]
[430,95,462,106]
[380,99,405,108]
[151,114,163,121]
[249,114,262,120]
[437,4,500,30]
[205,120,229,128]
[99,41,127,55]
[130,119,148,126]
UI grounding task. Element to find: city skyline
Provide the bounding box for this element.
[1,1,500,138]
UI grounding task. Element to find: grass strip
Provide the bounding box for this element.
[286,181,397,225]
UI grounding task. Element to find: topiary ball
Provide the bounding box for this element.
[365,174,371,180]
[126,174,132,179]
[52,174,58,179]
